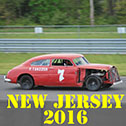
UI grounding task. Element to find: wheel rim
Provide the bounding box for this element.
[22,78,32,89]
[87,78,99,90]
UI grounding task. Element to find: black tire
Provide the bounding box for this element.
[102,84,112,89]
[19,75,34,90]
[85,75,102,91]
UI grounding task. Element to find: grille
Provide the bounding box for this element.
[110,67,120,82]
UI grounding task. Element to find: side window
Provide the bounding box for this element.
[41,59,50,66]
[52,59,73,66]
[31,59,50,66]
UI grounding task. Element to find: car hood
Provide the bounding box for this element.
[78,63,113,71]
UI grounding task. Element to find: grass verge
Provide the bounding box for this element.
[0,32,125,39]
[0,53,126,76]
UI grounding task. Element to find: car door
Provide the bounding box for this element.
[29,59,50,85]
[48,59,77,86]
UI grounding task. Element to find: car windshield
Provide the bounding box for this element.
[73,57,89,66]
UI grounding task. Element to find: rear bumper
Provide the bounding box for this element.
[113,80,123,85]
[4,76,11,82]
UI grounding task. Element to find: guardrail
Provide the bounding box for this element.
[0,39,126,54]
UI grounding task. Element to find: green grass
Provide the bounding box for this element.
[0,26,118,32]
[0,53,126,75]
[0,32,125,39]
[0,53,42,74]
[43,27,117,32]
[0,28,34,32]
[0,26,125,38]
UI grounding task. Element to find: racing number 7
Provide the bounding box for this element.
[58,69,65,82]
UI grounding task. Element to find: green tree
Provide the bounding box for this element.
[0,0,26,24]
[95,0,117,24]
[29,0,59,24]
[114,0,126,24]
[0,0,126,25]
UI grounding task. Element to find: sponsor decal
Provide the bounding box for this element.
[29,67,48,71]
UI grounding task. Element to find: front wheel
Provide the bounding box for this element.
[19,75,34,90]
[85,75,102,91]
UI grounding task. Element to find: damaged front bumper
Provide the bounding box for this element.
[113,80,123,85]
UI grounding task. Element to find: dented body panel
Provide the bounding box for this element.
[5,54,122,89]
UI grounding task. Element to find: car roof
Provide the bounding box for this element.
[21,54,84,66]
[26,53,83,63]
[35,53,83,59]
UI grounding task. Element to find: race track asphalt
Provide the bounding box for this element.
[0,75,126,102]
[0,75,126,126]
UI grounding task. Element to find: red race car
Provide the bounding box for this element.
[4,54,122,91]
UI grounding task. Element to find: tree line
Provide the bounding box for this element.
[0,0,126,25]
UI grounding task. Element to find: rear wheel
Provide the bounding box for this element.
[85,75,102,91]
[19,75,34,90]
